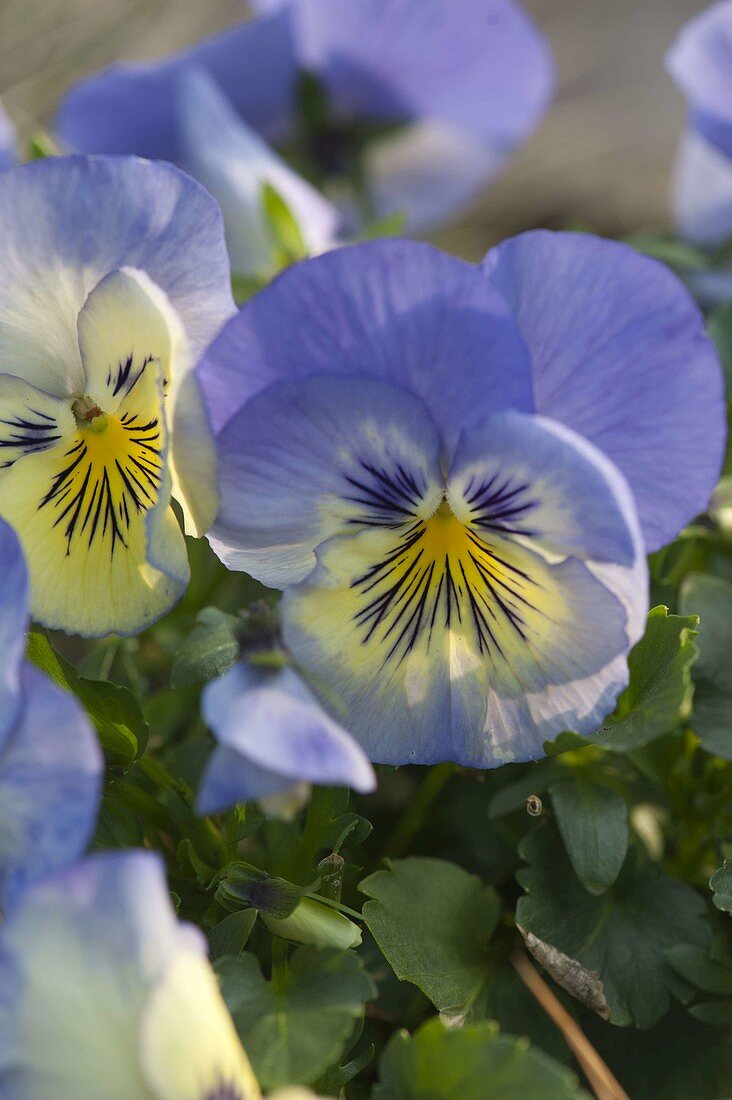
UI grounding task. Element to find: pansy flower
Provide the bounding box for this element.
[0,516,101,911]
[197,663,376,817]
[0,850,262,1099]
[56,0,554,273]
[668,1,732,248]
[199,234,725,767]
[0,155,234,636]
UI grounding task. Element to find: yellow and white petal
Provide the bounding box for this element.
[0,373,75,467]
[139,951,261,1100]
[78,266,218,536]
[0,360,187,636]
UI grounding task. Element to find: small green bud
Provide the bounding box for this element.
[262,896,361,950]
[215,862,302,918]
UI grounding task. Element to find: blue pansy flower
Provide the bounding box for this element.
[197,663,376,817]
[0,155,234,636]
[198,234,725,767]
[0,516,101,911]
[56,0,554,272]
[0,850,262,1099]
[668,1,732,248]
[0,99,17,171]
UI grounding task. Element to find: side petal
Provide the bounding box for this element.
[448,411,637,565]
[483,229,726,551]
[672,127,732,245]
[210,372,443,585]
[0,156,234,398]
[0,662,102,912]
[78,266,218,536]
[0,517,29,750]
[177,68,341,276]
[199,238,533,441]
[0,362,188,636]
[56,8,297,152]
[140,952,261,1100]
[197,663,375,813]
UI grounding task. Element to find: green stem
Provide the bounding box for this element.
[380,764,455,860]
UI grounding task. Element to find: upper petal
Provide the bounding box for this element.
[56,8,297,154]
[288,0,554,147]
[672,127,732,245]
[199,238,533,443]
[483,230,726,551]
[0,662,102,912]
[0,156,234,399]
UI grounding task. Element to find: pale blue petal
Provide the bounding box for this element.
[177,68,341,276]
[0,155,234,398]
[199,238,532,442]
[210,372,442,586]
[483,230,726,552]
[666,1,732,139]
[0,663,102,912]
[0,100,17,171]
[197,663,375,812]
[56,8,297,154]
[672,127,732,245]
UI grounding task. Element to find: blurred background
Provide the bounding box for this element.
[0,0,710,258]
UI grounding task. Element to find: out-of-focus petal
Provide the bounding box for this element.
[0,518,29,749]
[177,68,341,276]
[483,230,726,552]
[199,239,532,444]
[0,100,17,171]
[210,373,442,585]
[197,663,375,813]
[56,8,297,154]
[0,663,101,912]
[672,127,732,245]
[667,1,732,132]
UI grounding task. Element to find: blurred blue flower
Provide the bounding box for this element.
[56,0,554,272]
[199,233,725,767]
[0,517,101,912]
[0,155,234,636]
[0,100,17,170]
[0,850,262,1098]
[197,663,376,816]
[667,1,732,247]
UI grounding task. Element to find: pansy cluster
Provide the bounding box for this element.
[0,0,729,1096]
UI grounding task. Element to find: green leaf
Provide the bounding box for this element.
[360,857,500,1021]
[27,631,146,764]
[262,181,308,266]
[374,1018,589,1100]
[516,826,711,1027]
[711,860,732,913]
[231,272,269,304]
[679,574,732,758]
[171,607,241,689]
[667,944,732,996]
[208,910,258,962]
[356,209,408,241]
[217,947,375,1088]
[216,862,305,918]
[627,233,710,272]
[689,999,732,1025]
[549,778,628,894]
[593,606,698,752]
